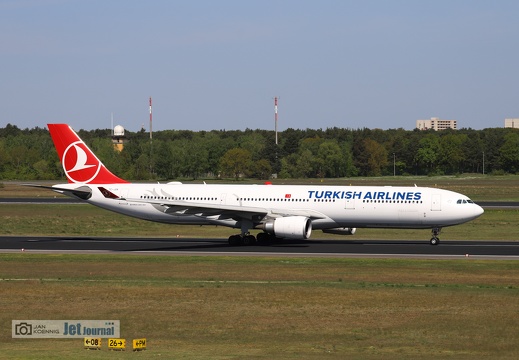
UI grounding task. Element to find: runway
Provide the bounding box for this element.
[1,236,518,259]
[2,198,518,259]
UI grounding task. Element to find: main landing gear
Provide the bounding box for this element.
[228,220,275,246]
[228,233,256,246]
[430,227,441,246]
[228,232,274,246]
[228,220,258,246]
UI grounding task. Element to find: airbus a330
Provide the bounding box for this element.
[32,124,484,246]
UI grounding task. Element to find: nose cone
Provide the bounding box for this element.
[475,204,484,217]
[456,204,484,225]
[470,204,484,221]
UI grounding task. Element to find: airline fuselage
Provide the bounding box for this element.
[55,183,484,230]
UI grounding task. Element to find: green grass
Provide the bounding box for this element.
[1,254,519,359]
[0,203,517,241]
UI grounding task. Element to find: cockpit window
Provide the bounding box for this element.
[457,199,474,204]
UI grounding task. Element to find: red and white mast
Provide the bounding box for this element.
[149,97,153,141]
[274,96,278,145]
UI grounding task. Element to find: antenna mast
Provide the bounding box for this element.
[274,96,278,145]
[149,97,152,141]
[149,96,153,177]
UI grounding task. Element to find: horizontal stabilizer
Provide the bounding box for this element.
[22,184,92,200]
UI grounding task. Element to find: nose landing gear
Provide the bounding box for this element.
[430,227,441,245]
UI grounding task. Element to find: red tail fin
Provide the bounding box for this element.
[48,124,128,184]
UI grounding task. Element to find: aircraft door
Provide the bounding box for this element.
[345,198,355,210]
[220,193,227,205]
[431,194,441,211]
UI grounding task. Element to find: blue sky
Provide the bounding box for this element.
[1,0,519,131]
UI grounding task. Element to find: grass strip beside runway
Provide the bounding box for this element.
[1,204,518,240]
[1,254,519,359]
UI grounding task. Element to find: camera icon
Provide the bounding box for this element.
[15,322,32,336]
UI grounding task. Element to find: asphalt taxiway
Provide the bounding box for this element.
[1,236,518,259]
[2,198,518,259]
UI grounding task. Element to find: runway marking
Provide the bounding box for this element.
[26,239,209,244]
[449,244,519,247]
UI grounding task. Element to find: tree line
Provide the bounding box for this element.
[0,123,517,181]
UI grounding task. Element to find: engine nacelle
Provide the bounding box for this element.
[322,227,357,235]
[261,216,312,239]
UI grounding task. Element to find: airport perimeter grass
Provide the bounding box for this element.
[1,203,518,241]
[1,254,519,359]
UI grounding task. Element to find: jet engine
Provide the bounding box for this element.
[322,227,357,235]
[261,216,312,239]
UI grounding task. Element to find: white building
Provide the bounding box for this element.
[416,117,457,131]
[505,118,519,128]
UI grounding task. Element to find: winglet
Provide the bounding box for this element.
[48,124,128,184]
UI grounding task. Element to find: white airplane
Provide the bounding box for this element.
[35,124,484,246]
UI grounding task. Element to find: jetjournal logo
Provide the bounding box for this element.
[12,320,120,338]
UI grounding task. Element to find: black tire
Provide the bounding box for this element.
[430,237,440,246]
[228,235,241,246]
[242,235,256,246]
[256,232,271,245]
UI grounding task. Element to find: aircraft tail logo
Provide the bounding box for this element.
[48,124,128,184]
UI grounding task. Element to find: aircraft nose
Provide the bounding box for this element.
[474,204,484,218]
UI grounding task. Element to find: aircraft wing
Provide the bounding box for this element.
[121,196,329,221]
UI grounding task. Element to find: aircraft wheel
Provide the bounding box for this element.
[430,237,440,246]
[242,235,256,246]
[256,232,266,243]
[228,235,241,246]
[256,232,271,245]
